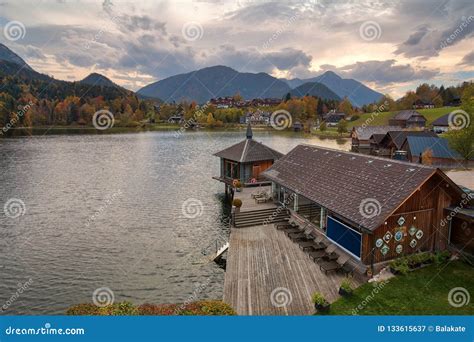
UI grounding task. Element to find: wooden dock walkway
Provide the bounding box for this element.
[223,224,361,315]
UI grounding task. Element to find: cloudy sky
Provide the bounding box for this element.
[0,0,473,97]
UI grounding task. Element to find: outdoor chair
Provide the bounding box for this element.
[275,221,291,230]
[319,255,350,275]
[298,235,327,251]
[308,244,337,262]
[255,192,271,204]
[284,227,302,236]
[341,262,356,276]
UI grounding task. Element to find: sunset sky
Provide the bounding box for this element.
[0,0,473,97]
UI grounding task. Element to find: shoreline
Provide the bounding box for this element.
[0,125,351,139]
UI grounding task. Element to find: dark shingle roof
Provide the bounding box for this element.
[353,125,401,140]
[393,110,422,120]
[404,136,465,160]
[371,134,386,144]
[262,145,436,231]
[214,139,283,163]
[431,113,450,126]
[384,130,438,149]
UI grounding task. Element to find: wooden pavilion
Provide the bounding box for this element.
[213,123,283,194]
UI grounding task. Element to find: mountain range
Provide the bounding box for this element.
[0,43,383,106]
[284,72,384,107]
[137,66,382,106]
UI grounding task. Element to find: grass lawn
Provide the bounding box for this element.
[330,261,474,315]
[347,106,460,129]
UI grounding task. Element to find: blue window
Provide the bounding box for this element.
[326,217,361,258]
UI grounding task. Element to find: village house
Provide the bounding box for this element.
[351,125,400,153]
[167,114,184,124]
[400,135,471,167]
[262,145,470,270]
[388,110,427,128]
[209,97,282,109]
[413,99,435,109]
[431,113,451,133]
[323,111,346,127]
[212,124,283,193]
[371,130,438,157]
[209,97,235,108]
[239,110,271,125]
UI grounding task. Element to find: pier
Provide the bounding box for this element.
[223,222,361,315]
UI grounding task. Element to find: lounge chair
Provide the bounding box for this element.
[275,222,291,230]
[298,235,327,251]
[308,244,337,262]
[341,262,356,276]
[319,255,350,274]
[288,232,308,242]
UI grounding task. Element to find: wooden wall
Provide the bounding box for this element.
[361,171,461,265]
[450,216,474,254]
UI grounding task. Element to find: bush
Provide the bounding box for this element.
[232,198,242,208]
[100,302,138,316]
[389,257,409,275]
[434,250,450,265]
[339,278,354,293]
[67,302,138,316]
[66,304,100,315]
[312,292,328,306]
[68,300,236,316]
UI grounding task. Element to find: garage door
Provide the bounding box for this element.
[326,216,361,258]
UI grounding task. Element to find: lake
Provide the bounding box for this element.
[0,130,350,314]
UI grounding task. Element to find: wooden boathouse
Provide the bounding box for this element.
[262,145,470,266]
[213,123,283,193]
[220,142,472,315]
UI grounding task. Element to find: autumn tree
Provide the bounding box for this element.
[446,84,474,160]
[337,97,354,116]
[337,119,348,135]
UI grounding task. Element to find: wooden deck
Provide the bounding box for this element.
[233,186,276,212]
[223,224,362,315]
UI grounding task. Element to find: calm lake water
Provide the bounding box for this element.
[0,130,349,314]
